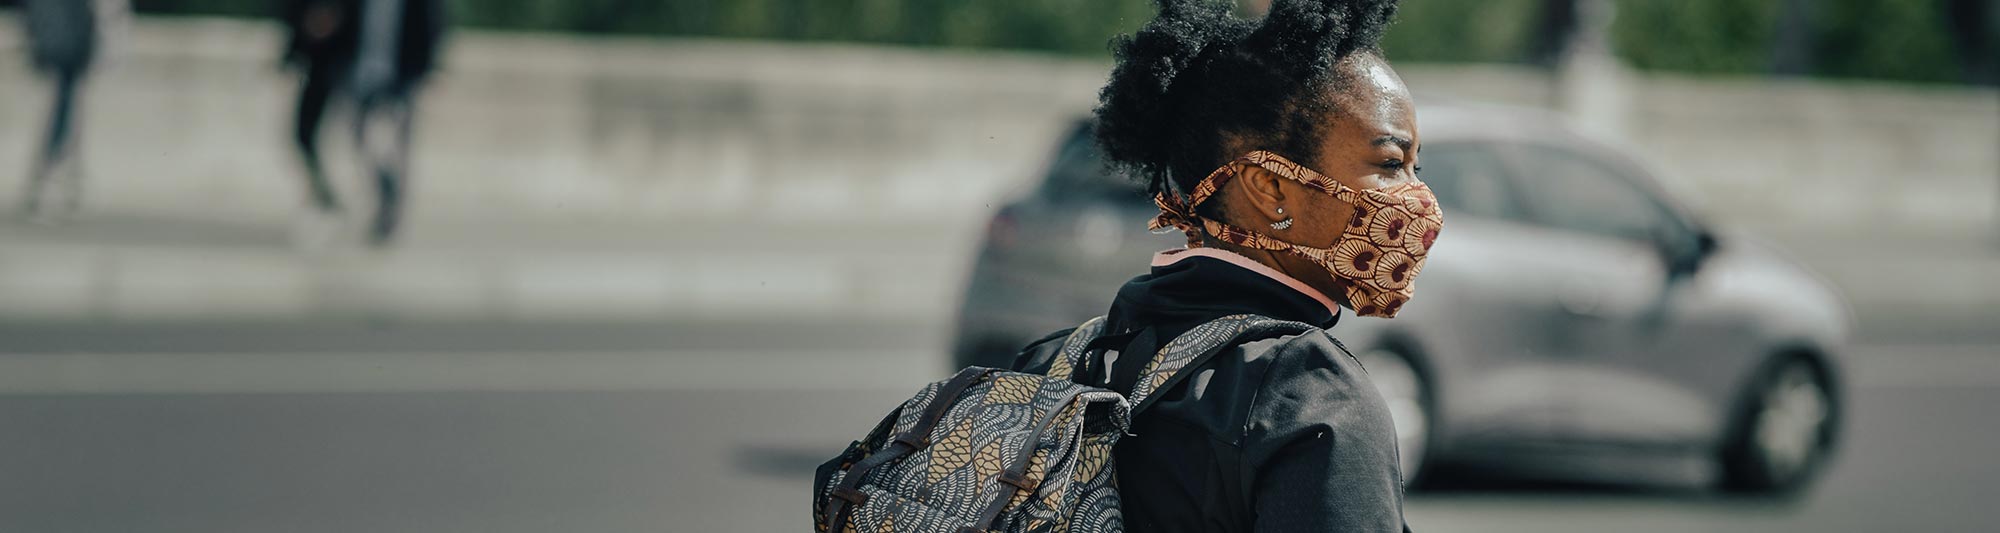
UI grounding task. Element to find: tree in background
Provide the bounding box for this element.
[82,0,2000,86]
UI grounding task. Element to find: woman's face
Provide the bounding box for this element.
[1237,54,1420,307]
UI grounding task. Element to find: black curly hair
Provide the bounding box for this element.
[1093,0,1400,200]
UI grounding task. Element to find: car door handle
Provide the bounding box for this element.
[1557,281,1605,318]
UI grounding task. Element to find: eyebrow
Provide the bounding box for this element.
[1372,134,1414,152]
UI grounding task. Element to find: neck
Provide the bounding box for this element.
[1169,242,1345,317]
[1203,235,1286,275]
[1199,234,1349,311]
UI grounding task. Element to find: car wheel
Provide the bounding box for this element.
[1721,355,1838,495]
[1357,348,1433,487]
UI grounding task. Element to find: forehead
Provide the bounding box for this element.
[1327,55,1416,139]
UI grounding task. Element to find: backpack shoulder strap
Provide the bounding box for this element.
[1044,316,1108,383]
[1126,314,1316,415]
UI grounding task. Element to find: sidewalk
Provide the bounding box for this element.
[3,207,1991,345]
[0,14,1989,343]
[0,211,979,325]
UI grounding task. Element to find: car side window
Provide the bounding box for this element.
[1506,144,1672,242]
[1416,143,1525,222]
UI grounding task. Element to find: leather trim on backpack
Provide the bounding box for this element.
[826,367,998,530]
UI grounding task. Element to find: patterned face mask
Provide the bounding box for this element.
[1150,150,1444,318]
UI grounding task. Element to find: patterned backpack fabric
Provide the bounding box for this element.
[813,314,1314,533]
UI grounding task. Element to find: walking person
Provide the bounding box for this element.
[282,0,444,246]
[1015,0,1428,530]
[18,0,125,223]
[815,1,1429,531]
[282,0,359,230]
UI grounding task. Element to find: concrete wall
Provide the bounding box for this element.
[2,16,1993,232]
[0,15,1105,227]
[0,15,1993,332]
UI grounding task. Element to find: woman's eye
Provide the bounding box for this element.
[1413,165,1424,175]
[1381,160,1405,171]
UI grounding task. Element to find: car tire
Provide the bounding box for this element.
[1720,354,1839,495]
[1356,347,1435,488]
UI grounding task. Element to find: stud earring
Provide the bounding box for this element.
[1270,207,1294,230]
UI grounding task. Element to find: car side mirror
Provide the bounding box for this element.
[1657,225,1718,278]
[1695,229,1719,257]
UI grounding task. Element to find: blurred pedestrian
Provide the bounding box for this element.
[281,0,445,246]
[17,0,126,223]
[283,0,359,228]
[1942,0,1995,85]
[1527,0,1578,69]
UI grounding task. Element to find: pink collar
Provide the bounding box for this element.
[1151,247,1342,316]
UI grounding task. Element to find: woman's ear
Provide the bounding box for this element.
[1233,164,1290,223]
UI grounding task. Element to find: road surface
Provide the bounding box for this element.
[0,322,1993,532]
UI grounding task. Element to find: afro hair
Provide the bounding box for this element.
[1093,0,1400,198]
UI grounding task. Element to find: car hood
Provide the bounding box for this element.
[1701,229,1855,346]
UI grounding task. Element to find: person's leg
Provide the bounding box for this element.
[366,90,414,245]
[351,88,404,245]
[56,69,86,214]
[295,67,342,211]
[22,70,80,215]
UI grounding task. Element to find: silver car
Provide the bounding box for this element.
[950,104,1849,494]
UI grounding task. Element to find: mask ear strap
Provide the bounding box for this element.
[1200,217,1320,254]
[1154,158,1246,247]
[1161,151,1343,248]
[1248,151,1368,203]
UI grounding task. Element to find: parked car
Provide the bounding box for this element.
[950,104,1850,494]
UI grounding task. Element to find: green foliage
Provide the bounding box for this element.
[1612,0,1973,83]
[120,0,1989,84]
[1810,0,1963,83]
[1379,0,1542,63]
[129,0,271,16]
[1614,0,1784,75]
[443,0,1155,54]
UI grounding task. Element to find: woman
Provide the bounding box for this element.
[1012,0,1435,530]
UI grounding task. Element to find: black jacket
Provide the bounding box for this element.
[1013,255,1411,532]
[283,0,447,87]
[23,0,97,73]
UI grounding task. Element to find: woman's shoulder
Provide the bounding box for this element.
[1237,329,1397,443]
[1244,328,1366,381]
[1211,327,1356,382]
[1133,328,1366,438]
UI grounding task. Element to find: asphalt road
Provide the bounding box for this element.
[0,323,1993,533]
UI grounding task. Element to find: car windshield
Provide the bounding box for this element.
[1416,142,1525,222]
[1508,144,1676,242]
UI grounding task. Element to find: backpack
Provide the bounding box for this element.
[813,314,1314,533]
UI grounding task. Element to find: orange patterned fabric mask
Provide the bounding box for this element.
[1150,151,1444,318]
